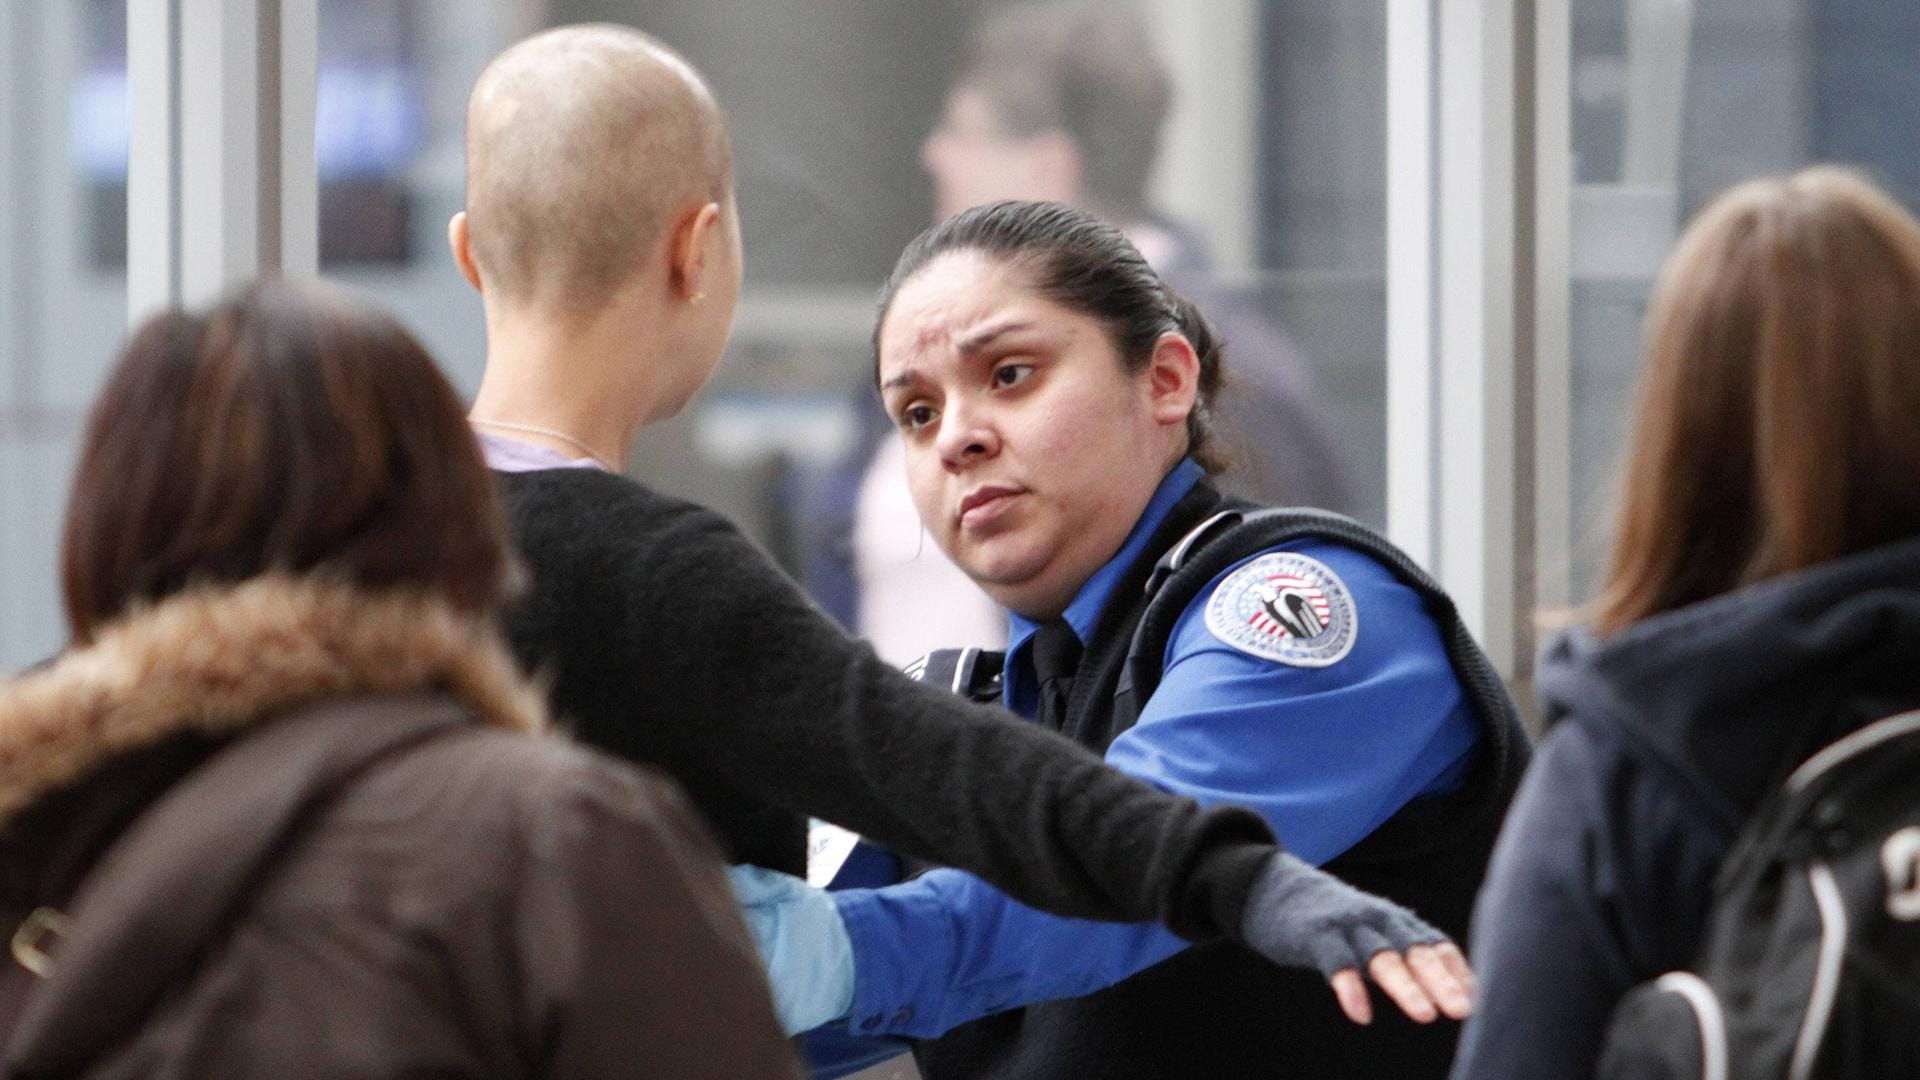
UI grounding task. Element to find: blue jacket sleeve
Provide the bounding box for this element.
[833,869,1189,1038]
[1448,718,1726,1080]
[834,541,1482,1040]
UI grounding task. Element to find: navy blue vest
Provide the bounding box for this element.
[911,483,1530,1080]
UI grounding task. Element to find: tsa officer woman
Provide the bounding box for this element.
[787,200,1531,1080]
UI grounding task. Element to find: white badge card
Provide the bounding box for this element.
[806,819,863,888]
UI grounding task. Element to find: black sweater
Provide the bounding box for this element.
[496,467,1274,939]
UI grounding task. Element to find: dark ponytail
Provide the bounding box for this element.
[877,199,1233,474]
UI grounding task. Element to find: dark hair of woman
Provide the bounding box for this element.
[1594,166,1920,635]
[876,198,1232,472]
[60,279,511,641]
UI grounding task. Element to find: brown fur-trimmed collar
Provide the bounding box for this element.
[0,576,547,828]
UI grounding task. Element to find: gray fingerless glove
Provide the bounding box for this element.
[1238,851,1447,977]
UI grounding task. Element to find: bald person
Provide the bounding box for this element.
[450,23,1470,1037]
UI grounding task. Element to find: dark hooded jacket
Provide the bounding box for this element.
[0,577,799,1080]
[1451,536,1920,1080]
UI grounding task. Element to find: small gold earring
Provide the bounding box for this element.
[690,291,707,305]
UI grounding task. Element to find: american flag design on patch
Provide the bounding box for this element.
[1203,551,1358,667]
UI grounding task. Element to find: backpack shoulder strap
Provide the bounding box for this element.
[1716,707,1920,895]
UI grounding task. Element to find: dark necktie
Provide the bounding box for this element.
[1030,619,1084,731]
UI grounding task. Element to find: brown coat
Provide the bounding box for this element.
[0,577,800,1080]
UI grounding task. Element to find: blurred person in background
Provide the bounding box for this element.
[448,22,1471,1040]
[834,0,1354,666]
[1454,167,1920,1079]
[0,280,800,1079]
[921,0,1348,512]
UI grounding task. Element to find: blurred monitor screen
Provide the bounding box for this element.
[75,0,424,268]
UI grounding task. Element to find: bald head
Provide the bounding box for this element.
[464,24,732,312]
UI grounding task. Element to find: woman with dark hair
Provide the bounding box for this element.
[753,200,1529,1080]
[0,281,800,1079]
[1453,168,1920,1079]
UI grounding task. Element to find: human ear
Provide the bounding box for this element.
[1145,331,1201,427]
[668,201,723,302]
[448,212,482,292]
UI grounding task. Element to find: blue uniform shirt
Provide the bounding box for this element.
[829,460,1480,1040]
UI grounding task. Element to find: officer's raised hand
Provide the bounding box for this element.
[1241,851,1475,1024]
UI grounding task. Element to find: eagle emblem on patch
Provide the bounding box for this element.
[1203,552,1357,667]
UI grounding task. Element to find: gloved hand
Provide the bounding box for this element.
[1240,851,1476,1026]
[727,864,856,1035]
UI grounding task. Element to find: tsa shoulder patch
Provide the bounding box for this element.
[1202,551,1358,667]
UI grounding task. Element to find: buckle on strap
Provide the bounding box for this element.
[1142,510,1244,599]
[11,907,69,978]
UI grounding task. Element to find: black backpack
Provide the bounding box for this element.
[1597,710,1920,1080]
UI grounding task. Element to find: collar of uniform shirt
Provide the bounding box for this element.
[1002,457,1206,716]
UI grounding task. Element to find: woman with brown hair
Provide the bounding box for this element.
[0,281,800,1078]
[1452,167,1920,1078]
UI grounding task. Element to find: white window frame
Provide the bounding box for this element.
[1387,0,1568,716]
[128,0,316,323]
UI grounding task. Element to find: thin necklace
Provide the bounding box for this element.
[471,418,617,472]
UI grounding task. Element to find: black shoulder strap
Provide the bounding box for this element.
[1122,507,1460,708]
[1116,507,1531,856]
[894,649,1006,882]
[903,647,1005,705]
[1714,707,1920,897]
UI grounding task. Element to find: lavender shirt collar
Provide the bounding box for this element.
[474,429,608,473]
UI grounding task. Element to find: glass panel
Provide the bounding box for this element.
[318,0,485,386]
[1561,0,1920,600]
[0,0,128,668]
[1259,0,1387,525]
